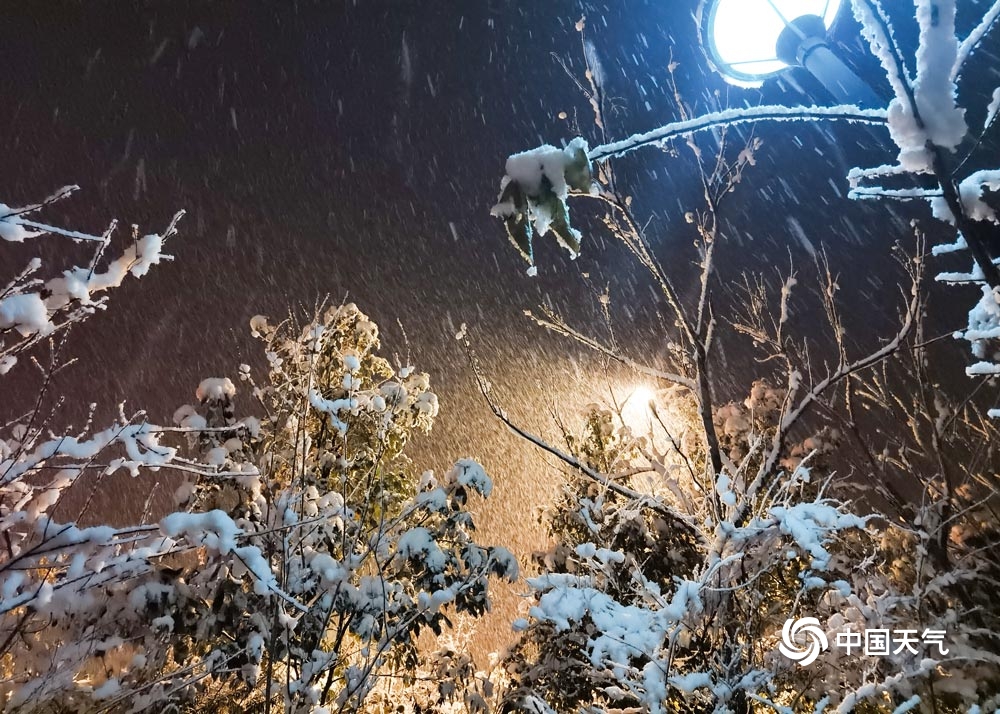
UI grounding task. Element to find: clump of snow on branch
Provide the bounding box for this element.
[491,137,595,273]
[911,0,967,150]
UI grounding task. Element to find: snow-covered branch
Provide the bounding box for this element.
[587,105,888,164]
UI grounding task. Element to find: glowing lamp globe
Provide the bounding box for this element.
[698,0,843,87]
[698,0,880,106]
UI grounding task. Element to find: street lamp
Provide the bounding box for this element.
[697,0,881,107]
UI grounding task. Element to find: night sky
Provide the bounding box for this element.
[3,0,996,653]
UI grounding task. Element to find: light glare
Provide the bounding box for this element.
[630,386,655,406]
[706,0,843,83]
[621,385,656,432]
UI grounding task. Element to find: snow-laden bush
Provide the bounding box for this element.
[499,392,1000,713]
[0,187,201,709]
[150,303,517,713]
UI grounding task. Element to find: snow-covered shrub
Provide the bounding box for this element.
[491,137,595,274]
[0,187,202,710]
[149,303,518,713]
[496,391,856,713]
[499,392,1000,713]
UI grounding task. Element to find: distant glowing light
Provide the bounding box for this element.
[701,0,843,86]
[629,385,656,407]
[621,385,656,431]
